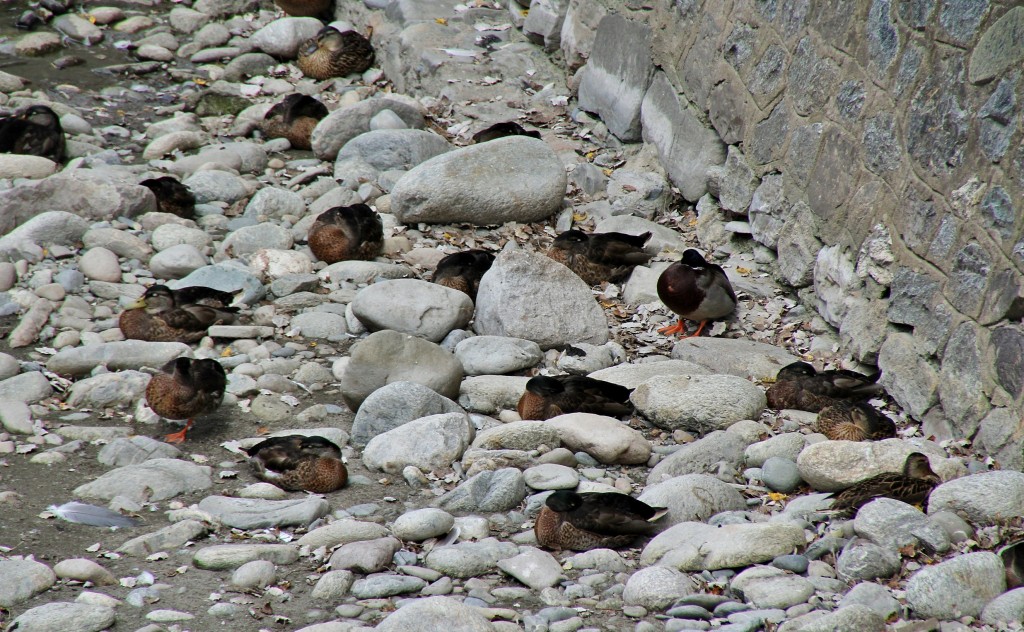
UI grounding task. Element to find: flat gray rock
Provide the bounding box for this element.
[97,436,182,467]
[927,470,1024,523]
[835,538,901,581]
[66,370,150,409]
[472,420,561,451]
[362,412,473,475]
[434,468,526,513]
[854,498,950,552]
[475,248,608,349]
[424,538,519,578]
[352,381,464,447]
[647,430,749,484]
[74,458,212,503]
[328,537,402,574]
[311,97,426,161]
[455,335,543,376]
[622,566,694,610]
[796,439,963,492]
[197,495,330,529]
[458,375,530,414]
[905,551,1006,619]
[192,544,299,570]
[638,474,746,527]
[547,413,651,465]
[351,574,427,599]
[631,374,767,433]
[588,359,710,388]
[8,602,115,632]
[641,520,805,571]
[375,596,497,632]
[391,508,454,541]
[48,341,191,378]
[669,337,801,381]
[496,547,564,590]
[0,559,55,607]
[351,279,473,342]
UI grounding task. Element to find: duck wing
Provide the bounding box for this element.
[569,494,664,535]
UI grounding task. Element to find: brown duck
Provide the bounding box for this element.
[246,434,348,493]
[273,0,331,18]
[547,229,653,286]
[472,121,541,144]
[261,93,328,151]
[517,375,633,421]
[830,452,940,516]
[307,203,384,264]
[119,285,238,343]
[535,490,667,551]
[297,26,375,80]
[146,357,227,444]
[766,361,883,412]
[815,401,896,441]
[432,250,495,300]
[139,176,196,219]
[0,104,66,163]
[657,249,736,338]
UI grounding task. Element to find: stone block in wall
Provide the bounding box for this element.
[749,173,785,249]
[898,181,945,257]
[939,322,992,438]
[522,0,569,52]
[559,0,606,70]
[878,332,940,419]
[969,6,1024,83]
[807,125,858,223]
[749,102,790,166]
[977,76,1018,161]
[990,326,1024,405]
[746,44,787,109]
[888,267,954,356]
[947,242,990,319]
[906,52,969,183]
[974,408,1024,471]
[708,77,750,145]
[681,11,729,112]
[694,195,734,253]
[777,202,821,288]
[813,245,860,328]
[785,122,824,192]
[789,36,840,117]
[577,14,654,142]
[640,71,727,202]
[855,224,895,288]
[706,146,757,215]
[839,297,891,364]
[607,170,670,220]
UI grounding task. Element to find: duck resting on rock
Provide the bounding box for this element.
[273,0,331,18]
[815,400,896,441]
[517,375,633,421]
[307,203,384,264]
[146,357,227,444]
[766,361,883,412]
[0,104,66,163]
[829,452,940,516]
[547,229,653,286]
[118,284,238,343]
[246,434,348,493]
[656,248,736,338]
[535,490,668,551]
[139,176,196,219]
[432,250,495,301]
[261,93,328,151]
[472,121,541,144]
[297,26,375,80]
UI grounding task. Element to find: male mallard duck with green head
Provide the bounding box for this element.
[656,249,736,338]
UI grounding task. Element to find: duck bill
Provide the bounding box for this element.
[126,297,147,309]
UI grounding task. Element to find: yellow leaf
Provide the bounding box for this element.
[602,168,613,176]
[435,17,447,25]
[521,9,529,16]
[767,492,787,502]
[87,14,97,24]
[572,212,588,222]
[736,266,750,275]
[194,78,208,86]
[220,347,233,357]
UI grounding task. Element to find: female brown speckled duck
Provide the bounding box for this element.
[0,104,66,162]
[119,285,238,343]
[517,375,633,421]
[307,203,384,264]
[146,357,227,444]
[139,176,196,219]
[432,250,495,301]
[261,93,328,150]
[766,361,883,412]
[535,490,667,551]
[246,434,348,493]
[830,452,940,516]
[273,0,331,17]
[815,401,896,441]
[656,249,736,338]
[547,229,653,286]
[297,26,375,80]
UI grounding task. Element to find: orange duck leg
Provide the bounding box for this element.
[164,419,194,444]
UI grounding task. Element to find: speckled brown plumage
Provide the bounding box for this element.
[657,249,736,338]
[830,453,940,516]
[472,121,541,143]
[534,490,667,551]
[547,230,653,286]
[432,250,495,301]
[0,104,66,163]
[307,203,383,264]
[766,361,883,412]
[815,401,896,441]
[517,375,633,421]
[118,285,237,343]
[146,357,227,444]
[139,176,196,219]
[261,93,328,151]
[246,435,347,493]
[274,0,331,17]
[297,26,375,80]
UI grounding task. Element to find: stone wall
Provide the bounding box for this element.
[559,0,1024,465]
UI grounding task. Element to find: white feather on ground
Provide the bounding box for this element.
[47,501,141,528]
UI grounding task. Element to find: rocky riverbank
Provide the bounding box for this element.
[0,1,1022,631]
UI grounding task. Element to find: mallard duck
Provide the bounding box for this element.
[297,26,375,80]
[830,452,940,516]
[146,357,227,444]
[535,490,667,551]
[273,0,331,18]
[472,121,542,144]
[815,401,896,441]
[246,434,348,493]
[517,375,633,421]
[656,249,736,338]
[307,203,384,264]
[0,104,66,163]
[261,93,328,151]
[139,176,196,219]
[118,285,238,343]
[766,361,883,412]
[432,250,495,300]
[999,540,1024,589]
[547,230,653,286]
